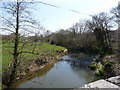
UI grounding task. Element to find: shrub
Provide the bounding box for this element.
[104,61,112,67]
[95,66,105,76]
[89,63,98,70]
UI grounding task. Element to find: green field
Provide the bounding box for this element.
[2,40,66,70]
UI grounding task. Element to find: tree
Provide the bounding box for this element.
[87,12,113,55]
[1,0,42,87]
[111,3,120,20]
[111,2,120,60]
[69,20,89,37]
[78,20,89,33]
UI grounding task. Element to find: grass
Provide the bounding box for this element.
[2,40,66,70]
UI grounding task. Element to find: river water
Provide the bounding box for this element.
[16,53,100,88]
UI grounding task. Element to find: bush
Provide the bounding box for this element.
[99,67,105,75]
[89,63,98,70]
[96,66,105,76]
[104,61,112,67]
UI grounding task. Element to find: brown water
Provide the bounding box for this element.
[16,53,100,88]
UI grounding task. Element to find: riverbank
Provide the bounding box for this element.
[12,60,57,88]
[89,54,120,78]
[2,41,67,88]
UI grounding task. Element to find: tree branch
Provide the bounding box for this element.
[1,16,16,29]
[1,28,15,33]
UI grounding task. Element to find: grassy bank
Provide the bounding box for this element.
[2,40,67,70]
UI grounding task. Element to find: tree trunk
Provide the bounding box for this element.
[32,43,37,53]
[7,0,19,87]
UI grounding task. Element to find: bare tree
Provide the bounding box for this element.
[1,0,42,87]
[87,12,113,55]
[111,3,120,19]
[111,2,120,60]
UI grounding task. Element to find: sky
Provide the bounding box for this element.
[0,0,119,33]
[31,0,119,32]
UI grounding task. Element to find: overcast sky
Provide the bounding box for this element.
[32,0,119,32]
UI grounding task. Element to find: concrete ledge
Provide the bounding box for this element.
[81,79,120,88]
[107,76,120,86]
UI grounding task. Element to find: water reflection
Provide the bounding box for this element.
[68,60,97,83]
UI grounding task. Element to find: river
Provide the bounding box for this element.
[15,52,100,88]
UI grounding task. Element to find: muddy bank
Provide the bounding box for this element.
[12,60,57,88]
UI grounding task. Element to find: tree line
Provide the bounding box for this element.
[42,4,119,56]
